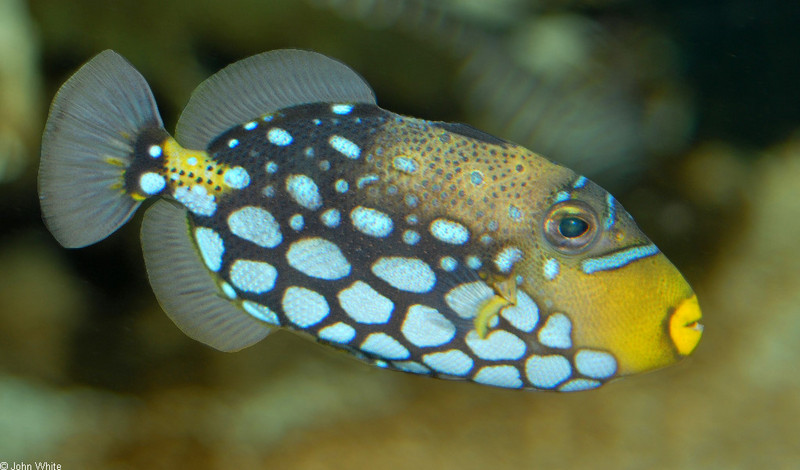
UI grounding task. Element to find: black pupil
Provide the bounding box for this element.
[559,217,589,238]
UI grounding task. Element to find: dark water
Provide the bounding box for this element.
[1,0,798,468]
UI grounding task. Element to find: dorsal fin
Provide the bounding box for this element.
[141,200,273,352]
[175,49,377,149]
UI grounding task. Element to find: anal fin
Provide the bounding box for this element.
[141,200,273,351]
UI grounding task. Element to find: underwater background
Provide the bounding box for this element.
[1,0,798,468]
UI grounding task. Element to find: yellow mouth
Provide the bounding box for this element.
[669,294,704,356]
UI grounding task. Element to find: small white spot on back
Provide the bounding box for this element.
[286,174,322,210]
[268,127,293,146]
[350,206,393,238]
[174,185,216,216]
[242,300,280,326]
[331,103,354,115]
[223,166,250,189]
[329,135,361,159]
[429,218,470,245]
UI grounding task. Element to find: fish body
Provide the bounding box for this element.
[39,50,702,391]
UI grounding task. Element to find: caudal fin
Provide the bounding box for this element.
[39,50,164,248]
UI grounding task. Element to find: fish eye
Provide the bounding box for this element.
[543,201,599,254]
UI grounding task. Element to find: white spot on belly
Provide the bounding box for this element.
[329,135,360,159]
[268,127,293,146]
[500,291,539,332]
[465,330,526,360]
[371,257,436,293]
[473,365,523,389]
[360,333,410,360]
[282,286,330,328]
[391,361,430,375]
[574,350,617,379]
[439,256,457,272]
[140,172,165,194]
[429,218,469,245]
[174,185,216,216]
[318,322,356,344]
[221,282,236,299]
[337,281,394,324]
[401,304,456,347]
[525,354,571,389]
[242,300,280,326]
[422,350,474,376]
[402,230,420,245]
[229,259,278,294]
[286,237,351,280]
[444,281,493,319]
[223,166,250,189]
[537,313,572,349]
[494,246,523,273]
[194,227,224,272]
[228,206,282,248]
[286,174,322,210]
[558,378,601,392]
[350,206,393,238]
[334,179,349,193]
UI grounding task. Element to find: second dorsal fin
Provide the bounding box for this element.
[175,49,377,149]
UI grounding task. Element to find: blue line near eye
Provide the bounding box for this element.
[603,193,616,230]
[581,244,659,274]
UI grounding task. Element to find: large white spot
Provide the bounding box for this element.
[318,322,356,344]
[429,218,470,245]
[371,257,436,293]
[242,300,280,326]
[228,206,282,248]
[140,172,166,194]
[282,286,330,328]
[525,354,571,389]
[174,185,216,216]
[422,350,474,376]
[465,330,526,360]
[350,206,393,238]
[500,291,539,332]
[360,333,409,360]
[286,237,351,280]
[337,281,394,324]
[401,305,456,348]
[538,313,572,349]
[229,260,278,294]
[574,350,617,379]
[444,281,493,319]
[558,378,601,392]
[194,227,224,272]
[223,166,250,189]
[286,174,322,210]
[473,365,523,389]
[391,361,430,375]
[329,135,361,159]
[268,127,293,146]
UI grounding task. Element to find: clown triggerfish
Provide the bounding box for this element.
[39,50,703,392]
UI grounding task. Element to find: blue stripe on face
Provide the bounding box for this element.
[603,193,616,230]
[581,244,659,274]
